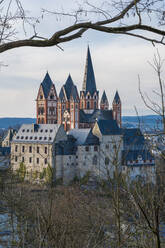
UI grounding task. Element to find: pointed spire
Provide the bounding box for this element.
[82,46,97,95]
[101,90,108,104]
[64,74,74,100]
[113,91,121,104]
[41,72,54,98]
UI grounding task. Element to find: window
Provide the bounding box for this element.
[36,158,39,164]
[30,136,32,140]
[45,129,48,133]
[49,137,52,140]
[29,146,32,153]
[15,145,18,152]
[50,129,53,133]
[85,146,89,152]
[105,157,110,165]
[45,147,47,154]
[37,147,39,153]
[50,94,54,99]
[44,137,47,140]
[16,136,19,139]
[29,157,32,163]
[34,137,37,140]
[22,157,24,162]
[39,137,42,140]
[44,158,47,164]
[15,156,17,162]
[87,95,90,99]
[94,101,97,109]
[40,95,43,99]
[22,129,25,132]
[94,146,98,152]
[93,155,97,165]
[22,146,25,152]
[25,136,28,140]
[105,144,109,149]
[40,129,43,133]
[87,101,90,109]
[27,129,29,132]
[21,136,24,139]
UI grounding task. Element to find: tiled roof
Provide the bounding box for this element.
[97,119,121,135]
[79,109,113,123]
[100,90,108,104]
[82,46,97,96]
[12,124,61,144]
[113,91,121,104]
[41,72,54,98]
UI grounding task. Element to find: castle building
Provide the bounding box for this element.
[10,47,155,184]
[36,47,122,131]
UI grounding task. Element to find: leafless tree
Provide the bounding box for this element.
[1,0,165,53]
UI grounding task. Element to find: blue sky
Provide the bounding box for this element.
[0,0,165,117]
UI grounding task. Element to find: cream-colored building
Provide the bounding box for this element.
[11,124,67,179]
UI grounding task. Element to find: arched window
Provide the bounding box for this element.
[94,101,97,109]
[87,101,90,109]
[105,157,110,165]
[93,155,97,165]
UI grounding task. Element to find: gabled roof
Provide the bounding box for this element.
[41,72,54,98]
[79,109,113,123]
[113,91,121,104]
[70,85,79,101]
[100,90,108,104]
[12,124,63,144]
[82,46,97,96]
[122,150,154,166]
[97,119,121,135]
[122,128,145,148]
[68,128,99,145]
[64,74,74,100]
[59,75,79,101]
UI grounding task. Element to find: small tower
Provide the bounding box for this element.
[58,74,79,130]
[80,46,99,112]
[113,91,122,128]
[36,72,58,124]
[100,90,109,110]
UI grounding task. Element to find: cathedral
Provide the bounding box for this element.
[36,47,122,131]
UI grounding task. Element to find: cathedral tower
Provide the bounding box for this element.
[80,47,99,113]
[36,72,58,124]
[112,91,122,128]
[58,74,79,130]
[100,90,109,110]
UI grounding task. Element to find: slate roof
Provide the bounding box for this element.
[97,119,121,135]
[68,128,99,145]
[122,128,145,149]
[12,124,61,144]
[122,150,154,166]
[79,109,113,123]
[82,47,97,96]
[0,147,11,156]
[55,135,77,155]
[41,72,54,98]
[100,90,108,104]
[59,75,79,101]
[113,91,121,104]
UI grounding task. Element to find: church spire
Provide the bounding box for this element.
[82,46,97,96]
[100,90,109,110]
[80,47,99,111]
[113,90,122,128]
